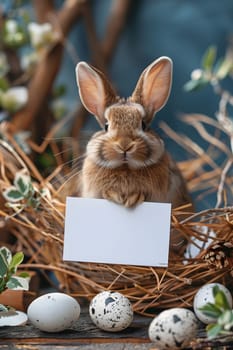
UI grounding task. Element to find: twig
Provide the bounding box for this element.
[180,206,233,225]
[215,159,233,208]
[211,79,233,107]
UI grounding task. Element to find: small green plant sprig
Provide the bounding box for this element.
[199,285,233,339]
[0,246,29,312]
[184,45,233,92]
[2,170,50,213]
[184,44,233,208]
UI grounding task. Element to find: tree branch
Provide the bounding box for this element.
[11,0,85,132]
[101,0,132,64]
[70,0,132,138]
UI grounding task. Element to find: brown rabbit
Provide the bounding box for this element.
[75,57,192,255]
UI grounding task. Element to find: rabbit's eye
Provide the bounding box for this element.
[142,120,147,131]
[104,123,109,132]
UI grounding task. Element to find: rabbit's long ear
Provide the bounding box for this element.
[76,62,117,127]
[131,57,172,124]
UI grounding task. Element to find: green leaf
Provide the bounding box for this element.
[27,196,40,209]
[11,276,29,291]
[0,278,7,293]
[215,290,231,310]
[0,247,12,264]
[0,251,8,277]
[215,58,233,80]
[218,310,233,326]
[202,46,217,71]
[6,276,23,290]
[183,77,209,92]
[213,284,220,297]
[213,58,224,75]
[0,304,9,312]
[27,183,35,197]
[199,303,222,318]
[14,172,31,196]
[9,252,24,271]
[207,323,223,339]
[3,187,24,202]
[19,272,30,278]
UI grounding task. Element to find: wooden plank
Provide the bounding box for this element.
[0,308,151,345]
[0,344,154,350]
[2,308,233,349]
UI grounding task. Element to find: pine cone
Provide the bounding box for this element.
[203,241,233,269]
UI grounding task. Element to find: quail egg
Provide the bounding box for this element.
[148,307,198,349]
[193,283,232,324]
[89,291,133,332]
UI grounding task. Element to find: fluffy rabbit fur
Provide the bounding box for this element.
[76,57,192,254]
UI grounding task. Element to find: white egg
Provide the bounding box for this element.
[27,292,81,332]
[148,308,198,350]
[89,291,133,332]
[193,283,232,324]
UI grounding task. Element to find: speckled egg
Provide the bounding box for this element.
[27,292,81,332]
[148,308,198,350]
[89,291,133,332]
[193,283,232,324]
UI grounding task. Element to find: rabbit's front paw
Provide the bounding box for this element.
[124,193,145,208]
[102,190,125,206]
[103,190,145,208]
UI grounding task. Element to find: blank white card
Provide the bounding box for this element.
[63,197,171,267]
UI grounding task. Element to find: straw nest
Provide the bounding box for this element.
[0,114,233,317]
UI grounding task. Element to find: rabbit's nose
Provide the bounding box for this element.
[115,139,135,153]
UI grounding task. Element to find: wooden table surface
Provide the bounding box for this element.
[1,308,233,350]
[0,307,153,350]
